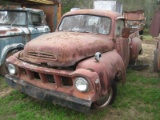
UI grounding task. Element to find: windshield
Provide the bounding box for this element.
[58,15,111,35]
[126,20,144,28]
[0,11,26,26]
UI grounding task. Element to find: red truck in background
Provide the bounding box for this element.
[150,9,160,71]
[124,10,145,38]
[5,9,142,112]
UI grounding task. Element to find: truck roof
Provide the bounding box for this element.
[63,9,122,19]
[0,7,44,14]
[124,10,144,13]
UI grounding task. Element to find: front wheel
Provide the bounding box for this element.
[0,50,18,76]
[0,62,8,76]
[93,81,117,109]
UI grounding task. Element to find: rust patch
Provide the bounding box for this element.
[0,28,18,35]
[0,30,7,34]
[124,10,145,20]
[9,28,18,32]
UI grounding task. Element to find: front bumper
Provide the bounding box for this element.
[5,74,92,113]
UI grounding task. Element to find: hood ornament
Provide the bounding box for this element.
[94,52,101,62]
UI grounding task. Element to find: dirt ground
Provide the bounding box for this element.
[0,87,12,98]
[136,38,160,78]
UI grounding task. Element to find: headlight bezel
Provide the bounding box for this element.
[75,77,89,92]
[7,63,17,75]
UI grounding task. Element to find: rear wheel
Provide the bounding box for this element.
[139,48,143,55]
[129,59,137,65]
[93,81,117,109]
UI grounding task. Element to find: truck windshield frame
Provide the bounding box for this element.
[0,11,27,26]
[58,14,111,35]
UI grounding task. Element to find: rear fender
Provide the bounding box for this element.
[0,43,24,65]
[76,50,126,96]
[130,37,142,62]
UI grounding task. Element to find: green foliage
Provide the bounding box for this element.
[119,0,159,27]
[0,0,9,6]
[0,0,157,27]
[0,0,158,27]
[61,0,94,14]
[60,0,160,27]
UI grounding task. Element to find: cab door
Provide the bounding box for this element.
[28,12,50,40]
[115,19,130,68]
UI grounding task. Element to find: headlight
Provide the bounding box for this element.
[75,77,89,92]
[7,64,17,75]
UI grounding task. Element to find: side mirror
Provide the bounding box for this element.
[122,28,130,38]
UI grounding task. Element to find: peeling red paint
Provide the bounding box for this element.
[19,32,114,67]
[0,28,19,35]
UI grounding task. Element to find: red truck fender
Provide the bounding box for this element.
[129,37,142,63]
[76,49,126,96]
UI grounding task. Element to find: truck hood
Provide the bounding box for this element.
[19,32,114,67]
[0,26,24,37]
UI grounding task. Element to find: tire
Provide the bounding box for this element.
[93,81,117,109]
[139,49,143,55]
[0,51,14,76]
[139,30,143,35]
[0,62,8,76]
[129,59,137,65]
[153,49,159,71]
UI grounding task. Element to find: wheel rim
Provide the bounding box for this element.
[94,87,113,108]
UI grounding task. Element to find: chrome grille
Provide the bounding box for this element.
[18,67,73,87]
[28,51,57,60]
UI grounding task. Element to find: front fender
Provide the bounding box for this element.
[76,49,126,96]
[0,43,24,65]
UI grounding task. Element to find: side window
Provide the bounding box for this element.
[115,20,125,36]
[30,13,42,26]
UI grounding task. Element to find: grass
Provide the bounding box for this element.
[143,28,153,40]
[0,30,160,120]
[0,69,160,120]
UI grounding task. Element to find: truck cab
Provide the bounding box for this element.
[0,7,50,75]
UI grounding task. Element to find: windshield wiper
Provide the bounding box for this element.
[59,29,96,34]
[10,17,18,27]
[79,30,98,34]
[79,30,91,33]
[71,29,92,33]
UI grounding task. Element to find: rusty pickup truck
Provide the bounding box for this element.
[0,7,50,75]
[5,9,142,112]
